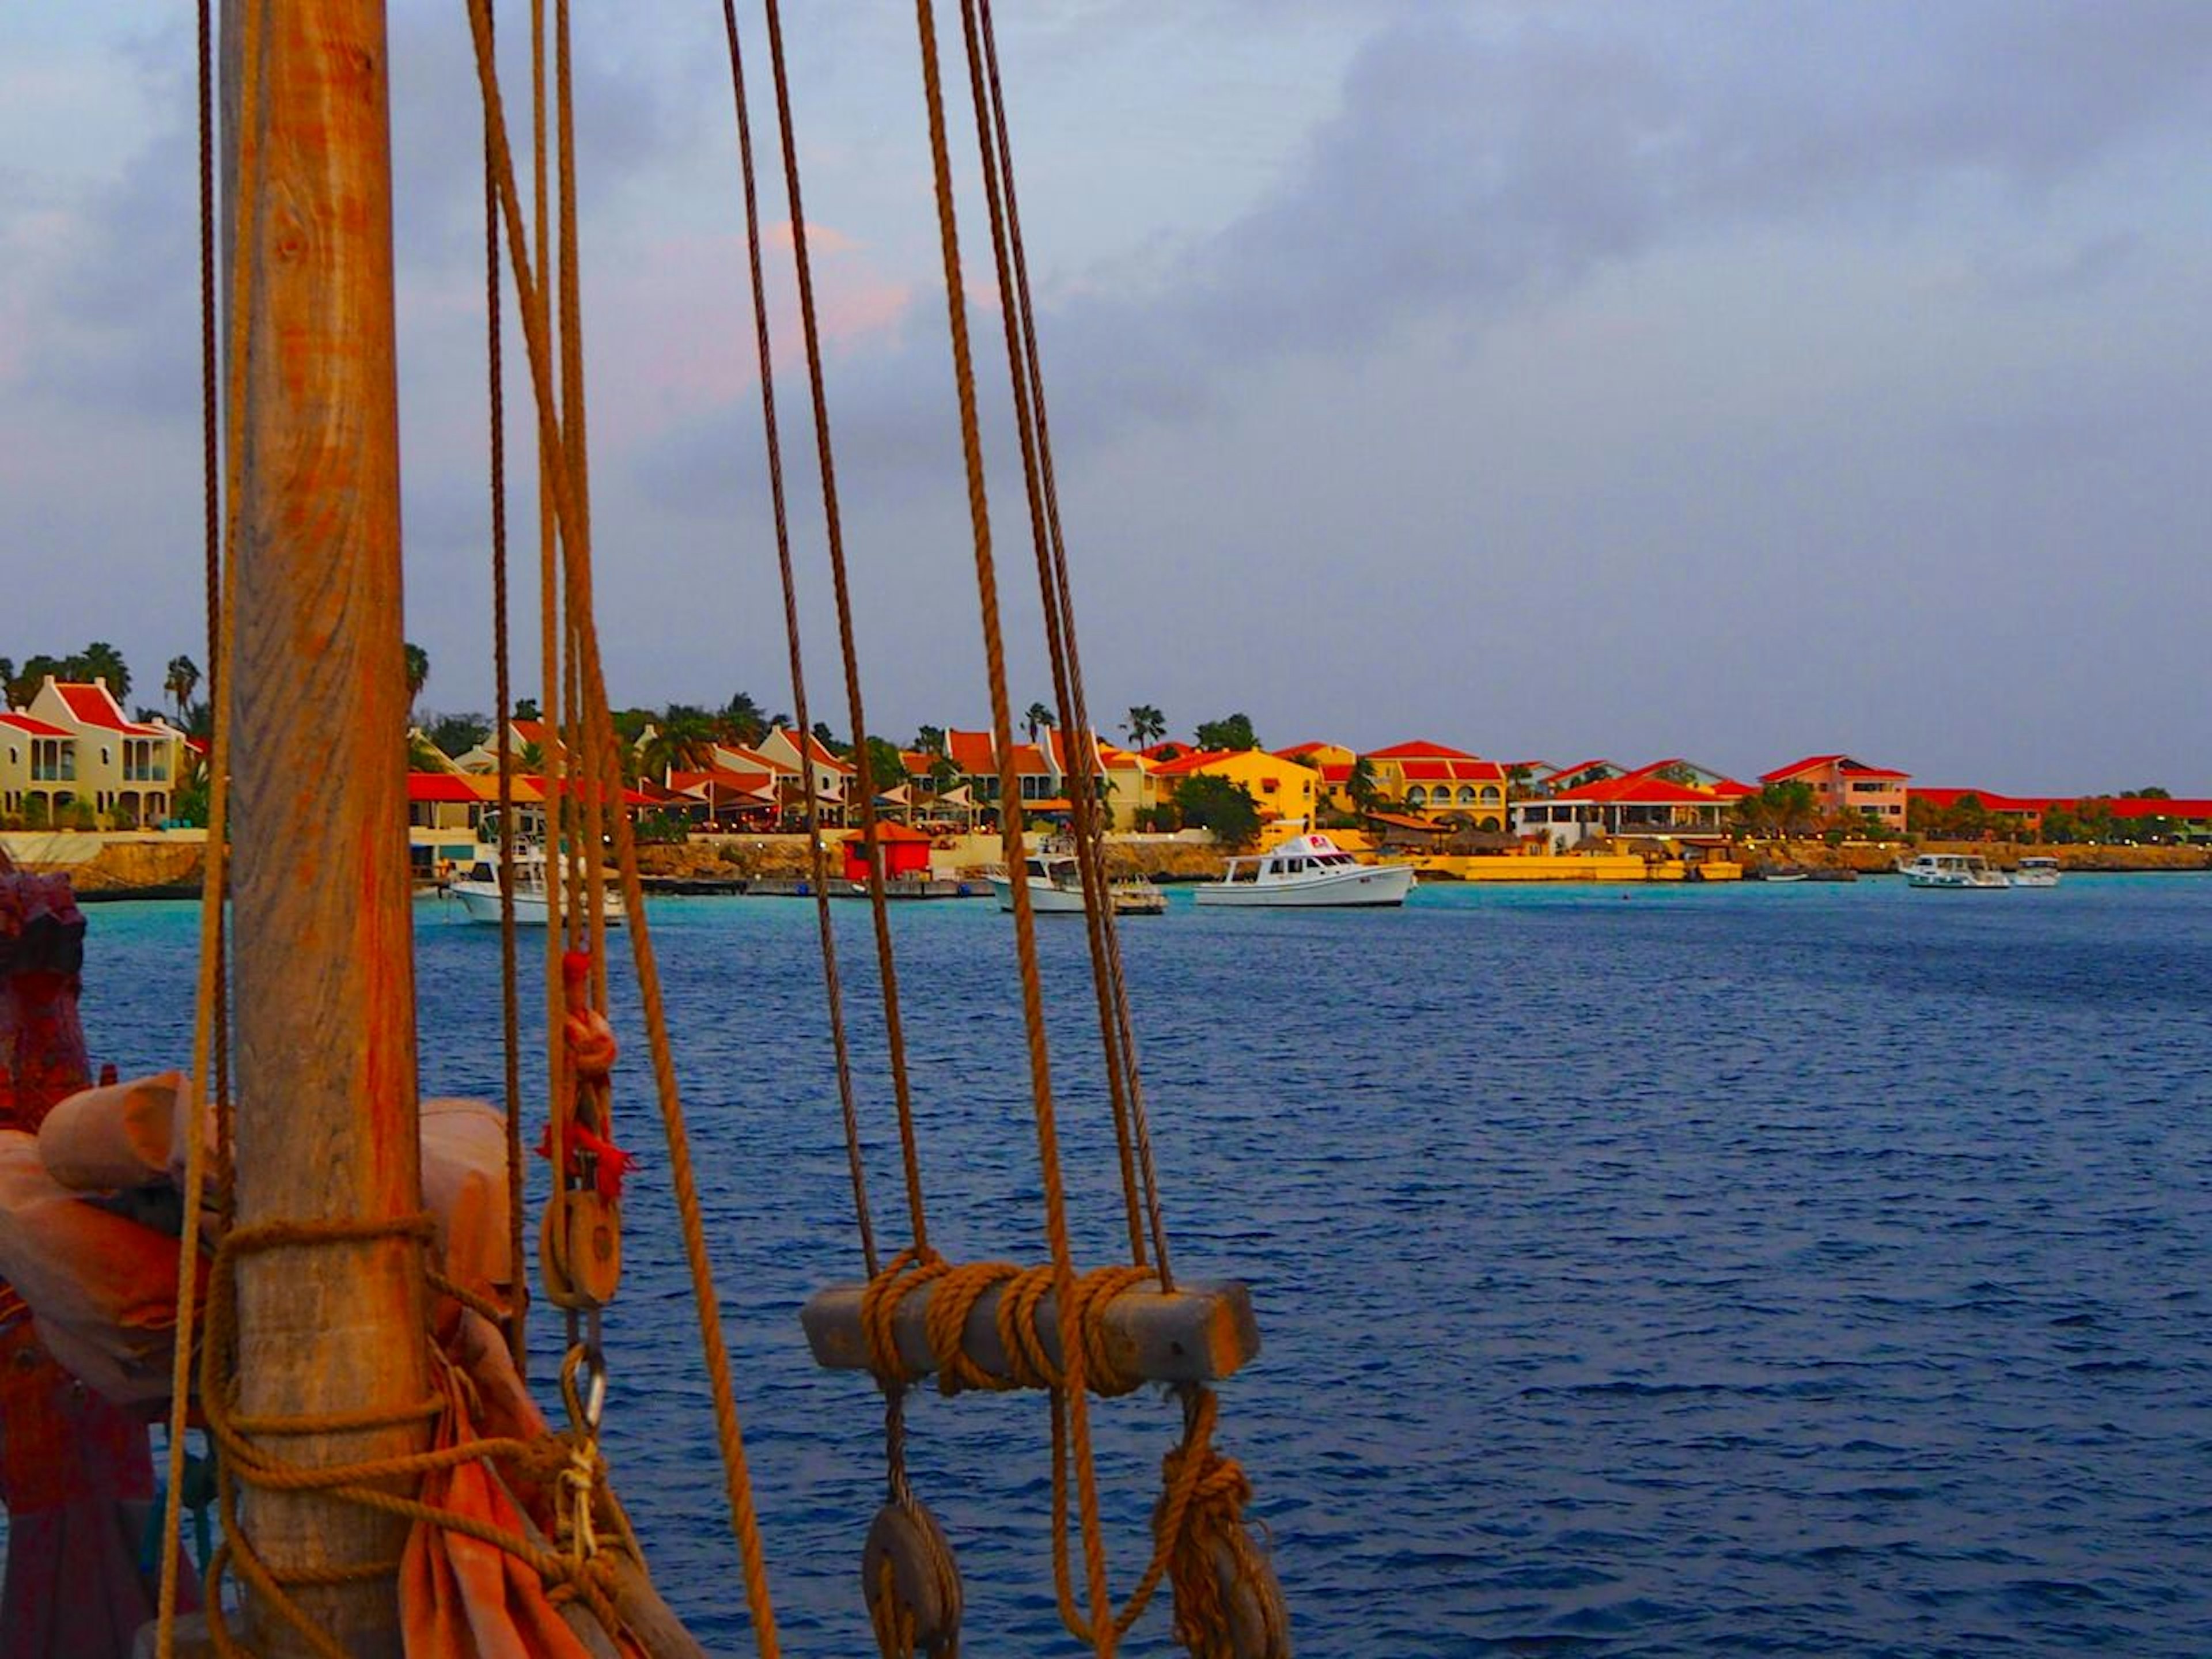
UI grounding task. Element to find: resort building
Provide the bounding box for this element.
[1512,759,1752,848]
[1761,753,1911,830]
[1362,740,1509,826]
[757,727,857,824]
[1149,748,1319,827]
[17,677,187,827]
[1274,741,1357,813]
[940,726,1156,830]
[1,711,78,822]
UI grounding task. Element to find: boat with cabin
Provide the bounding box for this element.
[1900,852,2012,889]
[2010,856,2062,888]
[448,842,629,926]
[988,850,1167,915]
[1195,831,1416,908]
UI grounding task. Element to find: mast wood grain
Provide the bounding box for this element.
[224,2,429,1653]
[800,1279,1260,1385]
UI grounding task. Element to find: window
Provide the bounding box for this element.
[1457,786,1476,805]
[1407,786,1427,806]
[1480,786,1501,805]
[101,746,112,766]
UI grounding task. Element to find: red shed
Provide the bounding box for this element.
[842,821,935,882]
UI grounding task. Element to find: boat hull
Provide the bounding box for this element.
[450,880,627,926]
[987,876,1166,915]
[1193,864,1415,908]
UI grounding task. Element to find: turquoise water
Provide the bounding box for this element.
[58,876,2212,1654]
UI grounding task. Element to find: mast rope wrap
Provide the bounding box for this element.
[190,1213,643,1657]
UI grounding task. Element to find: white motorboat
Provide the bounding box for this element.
[449,844,628,926]
[2010,856,2062,888]
[1194,831,1415,908]
[1900,853,2010,890]
[988,852,1166,916]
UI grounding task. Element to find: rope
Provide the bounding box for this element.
[952,0,1165,1283]
[716,0,881,1278]
[908,1,1117,1647]
[465,6,783,1645]
[756,0,935,1260]
[966,0,1175,1290]
[858,1256,1272,1652]
[160,0,262,1644]
[191,1217,641,1658]
[483,0,529,1381]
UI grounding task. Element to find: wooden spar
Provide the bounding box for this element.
[800,1279,1260,1386]
[224,2,429,1653]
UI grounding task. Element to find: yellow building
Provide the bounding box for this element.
[18,677,188,827]
[1274,741,1357,813]
[1362,739,1509,827]
[1152,747,1319,828]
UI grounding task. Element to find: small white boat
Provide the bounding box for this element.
[1900,853,2009,890]
[988,852,1166,916]
[2010,856,2062,889]
[1194,831,1415,908]
[449,844,628,926]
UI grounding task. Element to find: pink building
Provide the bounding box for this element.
[1760,754,1911,828]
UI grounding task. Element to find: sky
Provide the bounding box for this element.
[2,1,2209,793]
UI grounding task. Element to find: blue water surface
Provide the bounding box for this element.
[65,875,2212,1656]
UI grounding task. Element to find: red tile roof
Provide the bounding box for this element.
[1762,753,1909,785]
[1397,758,1507,783]
[406,772,486,804]
[1366,739,1480,761]
[0,713,72,738]
[946,728,996,773]
[50,681,169,736]
[1146,748,1237,778]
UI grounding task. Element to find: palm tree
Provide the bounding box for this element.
[721,690,767,748]
[403,641,430,711]
[165,655,202,723]
[1124,704,1164,749]
[1024,702,1055,744]
[642,707,717,782]
[77,641,132,698]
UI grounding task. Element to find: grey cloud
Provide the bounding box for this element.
[631,1,2212,510]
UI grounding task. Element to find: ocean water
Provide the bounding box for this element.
[57,874,2212,1656]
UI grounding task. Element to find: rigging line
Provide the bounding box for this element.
[465,8,783,1645]
[484,0,528,1377]
[531,0,573,1208]
[556,0,613,1006]
[908,1,1114,1651]
[161,0,264,1647]
[717,0,880,1278]
[954,0,1147,1275]
[975,0,1173,1290]
[194,0,232,1198]
[758,0,935,1261]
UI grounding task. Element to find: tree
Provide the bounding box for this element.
[913,724,947,756]
[76,641,131,698]
[426,711,492,757]
[403,641,430,711]
[860,737,909,808]
[1347,755,1381,814]
[1656,762,1699,786]
[810,719,850,757]
[0,659,12,709]
[1124,705,1164,749]
[7,656,61,709]
[165,655,202,721]
[1173,774,1262,847]
[722,691,768,748]
[1024,702,1055,744]
[514,696,541,721]
[1193,713,1256,752]
[643,706,717,779]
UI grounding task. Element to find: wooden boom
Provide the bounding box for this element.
[801,1278,1260,1387]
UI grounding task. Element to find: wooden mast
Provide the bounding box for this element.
[224,1,429,1652]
